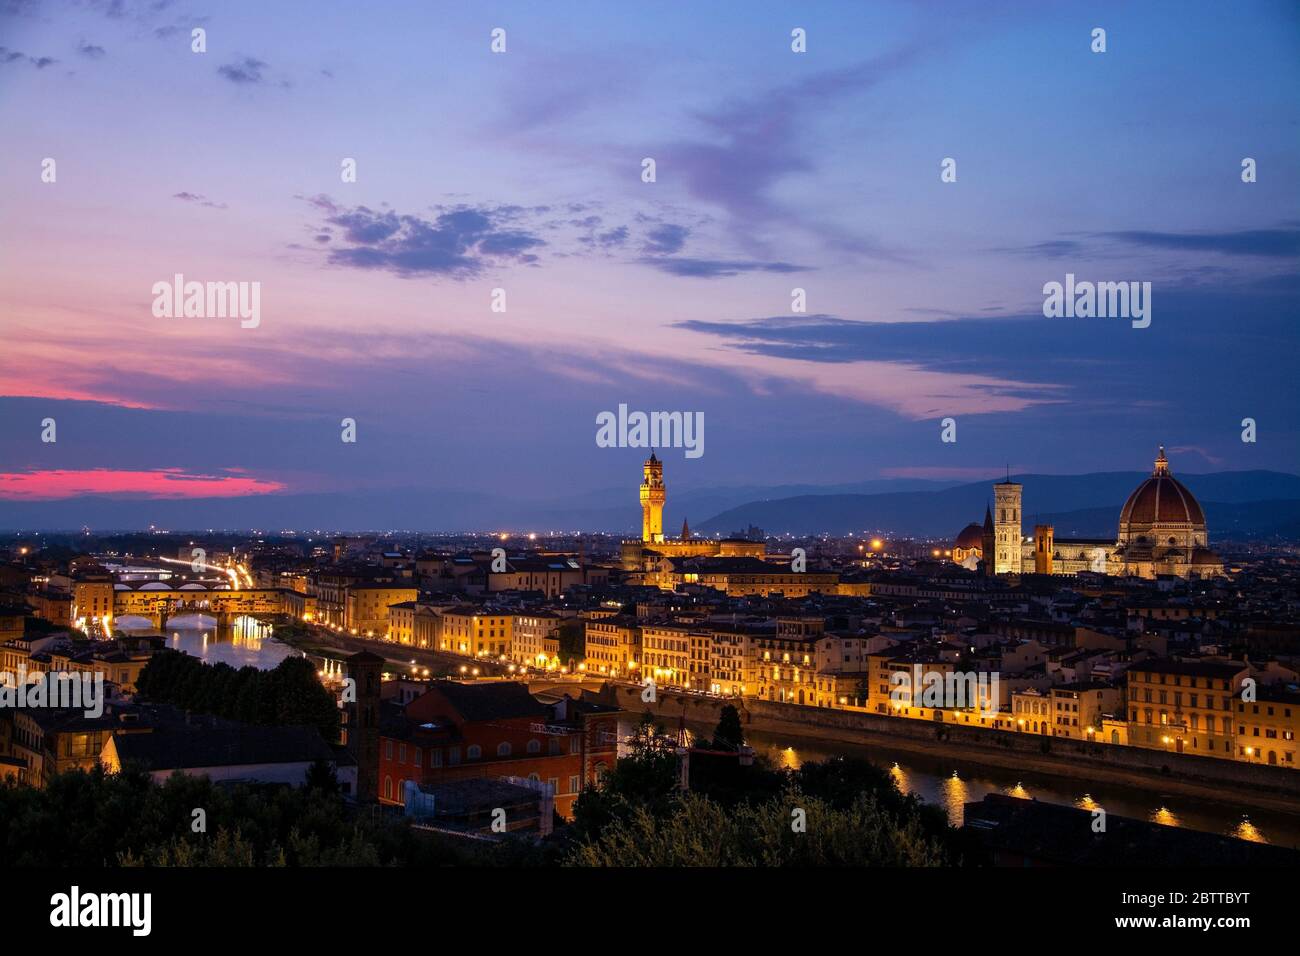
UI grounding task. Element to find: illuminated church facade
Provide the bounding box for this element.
[620,453,766,570]
[952,448,1224,580]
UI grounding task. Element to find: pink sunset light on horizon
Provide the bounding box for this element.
[0,469,287,501]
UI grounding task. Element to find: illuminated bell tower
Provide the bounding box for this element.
[993,477,1022,574]
[640,452,665,543]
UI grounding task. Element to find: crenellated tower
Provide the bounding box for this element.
[640,452,665,543]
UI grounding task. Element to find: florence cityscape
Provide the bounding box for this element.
[0,0,1298,938]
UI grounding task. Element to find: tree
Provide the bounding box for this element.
[0,766,488,867]
[136,649,339,740]
[567,792,958,867]
[713,705,744,750]
[305,760,339,794]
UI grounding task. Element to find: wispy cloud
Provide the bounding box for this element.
[217,56,269,85]
[1100,228,1300,258]
[995,226,1300,261]
[306,197,546,278]
[642,223,690,255]
[173,191,227,209]
[640,257,810,278]
[0,45,54,68]
[662,46,922,260]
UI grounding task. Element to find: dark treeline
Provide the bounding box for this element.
[0,764,486,866]
[135,649,340,741]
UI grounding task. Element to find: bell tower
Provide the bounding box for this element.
[993,477,1023,574]
[640,452,665,543]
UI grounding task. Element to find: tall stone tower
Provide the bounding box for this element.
[640,452,665,543]
[993,478,1023,574]
[344,650,384,803]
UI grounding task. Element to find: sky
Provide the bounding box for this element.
[0,0,1297,522]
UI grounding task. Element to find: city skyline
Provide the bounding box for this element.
[1,0,1298,526]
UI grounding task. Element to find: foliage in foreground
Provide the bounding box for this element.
[0,764,483,867]
[568,791,952,866]
[564,711,980,867]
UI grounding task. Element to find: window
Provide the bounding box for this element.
[526,739,540,754]
[467,745,481,759]
[384,740,393,759]
[569,774,580,794]
[383,776,392,800]
[497,742,512,757]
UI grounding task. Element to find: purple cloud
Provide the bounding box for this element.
[640,257,810,278]
[312,201,547,278]
[217,56,268,85]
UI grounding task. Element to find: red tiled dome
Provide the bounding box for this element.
[953,523,985,550]
[1119,448,1206,528]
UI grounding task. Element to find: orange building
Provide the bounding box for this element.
[377,681,622,818]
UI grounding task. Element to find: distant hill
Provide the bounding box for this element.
[2,471,1297,537]
[0,477,958,534]
[695,471,1300,538]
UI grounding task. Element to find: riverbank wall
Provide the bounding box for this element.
[598,683,1300,814]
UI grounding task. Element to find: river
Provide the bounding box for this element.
[118,613,295,670]
[701,724,1300,849]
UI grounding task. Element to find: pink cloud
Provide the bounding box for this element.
[0,469,286,501]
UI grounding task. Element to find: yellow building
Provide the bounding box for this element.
[1125,659,1246,760]
[1012,688,1051,734]
[706,624,756,697]
[344,583,418,638]
[512,611,562,669]
[640,622,695,689]
[0,605,23,643]
[388,601,417,645]
[651,556,838,597]
[73,574,114,630]
[437,606,512,658]
[7,708,112,789]
[1235,688,1300,767]
[1048,682,1122,740]
[413,605,442,650]
[583,614,641,677]
[28,590,72,628]
[750,627,821,705]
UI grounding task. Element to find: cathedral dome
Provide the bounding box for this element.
[953,523,984,550]
[1118,447,1206,530]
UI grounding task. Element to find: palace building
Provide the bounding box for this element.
[619,453,766,571]
[952,447,1224,580]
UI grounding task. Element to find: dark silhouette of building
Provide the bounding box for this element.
[345,650,384,803]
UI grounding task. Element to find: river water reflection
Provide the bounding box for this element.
[118,613,295,670]
[712,725,1300,849]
